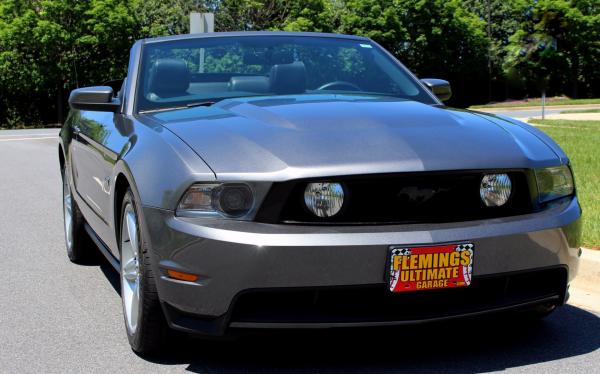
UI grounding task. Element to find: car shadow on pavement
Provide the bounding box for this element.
[99,258,121,296]
[95,256,599,372]
[138,303,599,373]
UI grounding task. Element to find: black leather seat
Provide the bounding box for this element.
[148,58,190,99]
[269,62,306,95]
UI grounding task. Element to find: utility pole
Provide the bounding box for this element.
[542,91,546,120]
[190,12,214,34]
[486,0,492,103]
[190,13,214,74]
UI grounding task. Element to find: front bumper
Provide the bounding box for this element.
[142,196,582,335]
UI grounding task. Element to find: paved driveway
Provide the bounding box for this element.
[1,129,598,373]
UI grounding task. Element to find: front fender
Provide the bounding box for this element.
[114,117,216,212]
[109,117,216,252]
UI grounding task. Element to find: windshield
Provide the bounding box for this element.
[136,35,436,112]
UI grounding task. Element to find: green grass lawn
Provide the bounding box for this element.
[529,119,600,248]
[470,97,600,109]
[560,108,600,114]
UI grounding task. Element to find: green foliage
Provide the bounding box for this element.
[504,0,600,97]
[339,0,404,54]
[465,0,525,59]
[0,0,139,127]
[395,0,489,77]
[133,0,218,36]
[338,0,490,103]
[283,0,337,32]
[216,0,292,31]
[530,119,600,248]
[0,0,599,127]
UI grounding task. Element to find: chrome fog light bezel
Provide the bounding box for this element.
[480,173,512,207]
[304,182,345,218]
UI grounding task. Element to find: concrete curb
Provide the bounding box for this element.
[474,104,600,112]
[520,113,600,122]
[569,248,600,312]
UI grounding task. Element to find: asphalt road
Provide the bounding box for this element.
[1,129,599,373]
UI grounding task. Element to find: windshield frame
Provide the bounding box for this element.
[133,33,440,114]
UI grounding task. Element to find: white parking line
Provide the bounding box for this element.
[0,136,57,142]
[0,133,57,137]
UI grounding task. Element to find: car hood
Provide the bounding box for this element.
[150,95,561,180]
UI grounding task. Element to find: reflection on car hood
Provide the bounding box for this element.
[151,95,561,180]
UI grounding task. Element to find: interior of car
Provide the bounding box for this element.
[135,36,434,111]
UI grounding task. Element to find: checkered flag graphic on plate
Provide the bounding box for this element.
[391,247,411,256]
[455,243,474,286]
[455,244,474,251]
[389,247,411,291]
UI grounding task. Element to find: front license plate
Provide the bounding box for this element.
[388,243,474,292]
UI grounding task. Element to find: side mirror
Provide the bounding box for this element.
[68,86,120,112]
[420,78,452,102]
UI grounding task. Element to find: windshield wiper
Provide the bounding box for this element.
[139,100,217,114]
[186,100,217,108]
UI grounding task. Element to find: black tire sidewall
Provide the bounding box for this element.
[62,164,89,263]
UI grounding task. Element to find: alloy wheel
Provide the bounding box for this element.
[121,204,141,335]
[63,171,73,253]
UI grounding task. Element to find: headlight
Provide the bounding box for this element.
[177,183,254,218]
[480,173,512,207]
[535,165,574,203]
[304,182,344,217]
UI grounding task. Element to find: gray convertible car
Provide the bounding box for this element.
[60,32,581,354]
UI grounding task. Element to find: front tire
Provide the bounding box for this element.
[62,164,96,264]
[119,189,169,354]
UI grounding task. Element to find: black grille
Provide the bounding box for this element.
[255,170,536,225]
[229,267,567,325]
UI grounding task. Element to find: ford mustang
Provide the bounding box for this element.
[59,32,582,354]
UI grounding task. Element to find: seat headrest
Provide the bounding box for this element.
[269,62,306,95]
[148,58,190,98]
[229,76,270,93]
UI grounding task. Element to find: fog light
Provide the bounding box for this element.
[304,182,344,217]
[480,174,512,207]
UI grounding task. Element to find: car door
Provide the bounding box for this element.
[70,111,118,241]
[69,83,130,252]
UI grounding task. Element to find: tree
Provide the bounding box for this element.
[340,0,490,106]
[215,0,335,32]
[339,0,405,55]
[282,0,337,32]
[133,0,217,37]
[464,0,526,100]
[504,0,600,99]
[0,0,140,127]
[1,0,599,127]
[216,0,292,31]
[0,0,49,127]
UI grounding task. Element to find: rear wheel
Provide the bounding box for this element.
[62,164,96,264]
[119,189,169,354]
